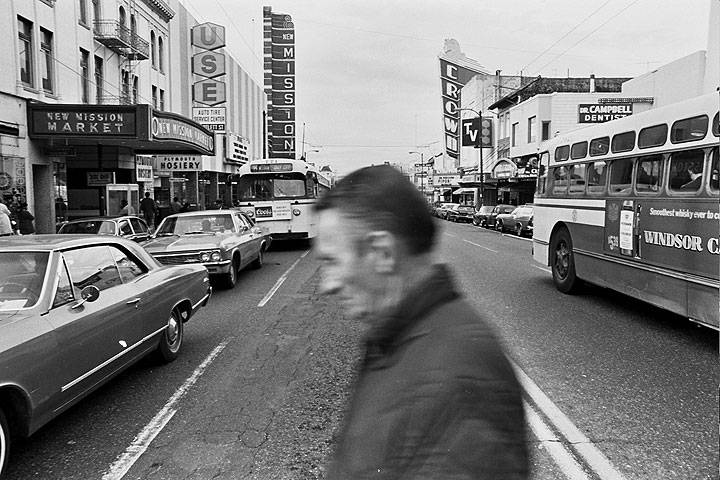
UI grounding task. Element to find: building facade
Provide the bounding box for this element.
[0,0,266,233]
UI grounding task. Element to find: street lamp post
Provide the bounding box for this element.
[458,107,484,207]
[409,151,425,201]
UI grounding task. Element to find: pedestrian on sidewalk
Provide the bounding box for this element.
[0,198,13,236]
[315,165,528,479]
[139,191,158,229]
[17,202,35,235]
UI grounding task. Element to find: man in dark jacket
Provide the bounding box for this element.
[315,165,527,479]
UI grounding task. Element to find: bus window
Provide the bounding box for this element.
[713,113,719,137]
[638,124,668,148]
[589,137,609,156]
[611,131,636,153]
[570,142,587,159]
[669,149,705,192]
[537,152,549,195]
[551,166,568,196]
[586,161,607,195]
[555,145,570,162]
[710,147,719,193]
[568,164,586,194]
[635,155,663,193]
[671,115,708,143]
[608,158,633,194]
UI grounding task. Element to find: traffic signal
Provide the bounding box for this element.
[479,117,493,147]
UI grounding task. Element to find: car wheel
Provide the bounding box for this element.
[251,246,264,270]
[155,308,184,363]
[515,224,523,236]
[496,221,503,232]
[0,408,9,478]
[224,256,239,289]
[472,218,479,226]
[550,228,580,294]
[480,219,487,228]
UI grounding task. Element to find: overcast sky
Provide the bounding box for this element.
[181,0,712,176]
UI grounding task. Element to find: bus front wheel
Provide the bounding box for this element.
[551,228,579,294]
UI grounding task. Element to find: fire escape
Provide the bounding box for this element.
[92,2,149,105]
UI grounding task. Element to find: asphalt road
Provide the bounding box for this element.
[4,224,717,479]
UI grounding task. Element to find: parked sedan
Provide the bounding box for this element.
[57,216,151,242]
[142,210,270,289]
[484,204,517,229]
[495,205,534,236]
[435,203,460,220]
[446,204,475,223]
[0,235,211,475]
[472,205,495,227]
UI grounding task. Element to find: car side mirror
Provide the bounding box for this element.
[71,285,100,309]
[81,285,100,303]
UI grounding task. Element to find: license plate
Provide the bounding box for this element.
[255,206,273,218]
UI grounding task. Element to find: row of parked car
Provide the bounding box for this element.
[0,209,273,476]
[432,202,534,237]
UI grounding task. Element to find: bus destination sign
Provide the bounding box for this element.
[250,163,293,172]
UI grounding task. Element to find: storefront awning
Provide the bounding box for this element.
[453,187,476,194]
[27,103,215,156]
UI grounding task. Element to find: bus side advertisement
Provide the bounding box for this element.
[604,199,720,279]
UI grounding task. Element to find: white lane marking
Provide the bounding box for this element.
[444,233,457,238]
[525,402,590,480]
[462,239,498,253]
[512,360,628,480]
[258,249,310,307]
[533,264,552,273]
[102,340,230,480]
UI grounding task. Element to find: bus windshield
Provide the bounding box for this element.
[237,173,308,201]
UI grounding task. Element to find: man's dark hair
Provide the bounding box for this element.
[315,165,435,255]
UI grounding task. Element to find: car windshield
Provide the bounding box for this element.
[60,220,115,235]
[0,251,49,310]
[156,215,235,235]
[457,206,474,212]
[479,206,494,213]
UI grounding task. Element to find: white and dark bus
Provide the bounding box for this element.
[533,93,719,329]
[232,159,331,241]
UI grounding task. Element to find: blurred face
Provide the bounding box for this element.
[316,209,385,321]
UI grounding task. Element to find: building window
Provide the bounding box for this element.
[80,49,89,103]
[527,116,537,143]
[511,122,519,147]
[132,76,138,103]
[79,0,88,26]
[152,85,158,109]
[542,121,551,141]
[150,31,156,68]
[92,0,101,22]
[121,69,130,102]
[40,28,54,93]
[159,89,165,110]
[119,6,126,27]
[94,55,103,103]
[158,36,164,73]
[18,17,33,87]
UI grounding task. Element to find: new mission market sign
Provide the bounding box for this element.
[28,104,215,156]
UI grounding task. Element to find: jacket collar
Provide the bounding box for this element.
[362,264,459,369]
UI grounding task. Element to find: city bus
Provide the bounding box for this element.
[533,93,719,329]
[232,159,331,240]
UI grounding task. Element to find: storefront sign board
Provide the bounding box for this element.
[154,155,202,171]
[87,172,116,186]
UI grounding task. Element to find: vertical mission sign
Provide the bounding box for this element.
[263,7,296,159]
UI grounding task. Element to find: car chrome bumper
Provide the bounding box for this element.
[204,259,232,275]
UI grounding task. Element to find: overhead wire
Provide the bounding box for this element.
[531,0,643,76]
[519,0,613,74]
